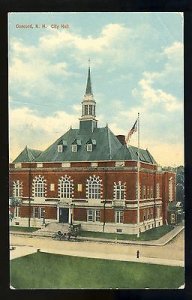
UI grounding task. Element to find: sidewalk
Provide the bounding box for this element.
[10,244,184,267]
[10,225,184,246]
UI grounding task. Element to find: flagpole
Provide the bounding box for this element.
[137,112,140,238]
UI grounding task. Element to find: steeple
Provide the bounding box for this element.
[85,65,93,95]
[79,61,97,131]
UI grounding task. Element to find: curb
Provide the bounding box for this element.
[10,226,184,246]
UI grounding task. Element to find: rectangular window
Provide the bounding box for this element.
[95,210,100,222]
[116,210,124,223]
[156,183,160,198]
[150,187,153,198]
[78,184,82,192]
[87,144,92,152]
[87,209,100,222]
[88,105,92,115]
[57,145,63,153]
[72,145,77,152]
[50,184,55,191]
[85,105,88,115]
[40,208,45,218]
[87,210,94,222]
[33,207,39,218]
[142,186,146,199]
[15,207,20,218]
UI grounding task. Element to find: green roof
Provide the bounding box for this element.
[32,126,156,163]
[13,146,42,163]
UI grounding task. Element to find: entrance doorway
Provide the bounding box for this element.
[59,208,69,223]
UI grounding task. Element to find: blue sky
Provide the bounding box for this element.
[8,12,184,166]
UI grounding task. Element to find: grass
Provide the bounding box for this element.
[10,252,184,289]
[10,226,40,232]
[79,225,175,241]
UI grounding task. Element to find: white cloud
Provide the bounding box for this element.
[9,106,79,161]
[39,23,129,53]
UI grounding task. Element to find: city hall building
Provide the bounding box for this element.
[9,67,176,234]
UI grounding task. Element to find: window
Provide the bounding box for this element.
[87,209,100,222]
[33,207,45,219]
[156,183,160,198]
[115,210,124,223]
[77,184,82,192]
[40,208,45,218]
[58,175,74,199]
[58,145,63,153]
[13,180,22,197]
[33,175,46,198]
[86,175,102,199]
[114,181,126,200]
[33,207,39,218]
[169,178,173,201]
[72,145,77,152]
[143,215,146,221]
[87,144,92,152]
[150,187,153,198]
[15,207,20,218]
[142,186,146,199]
[50,184,55,191]
[88,105,93,115]
[84,105,88,115]
[147,186,150,198]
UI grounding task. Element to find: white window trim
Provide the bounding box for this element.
[58,145,63,153]
[113,181,126,200]
[86,175,102,200]
[72,144,77,152]
[87,144,92,152]
[115,210,124,224]
[58,175,74,199]
[87,209,100,222]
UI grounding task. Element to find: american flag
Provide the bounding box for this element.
[125,119,138,144]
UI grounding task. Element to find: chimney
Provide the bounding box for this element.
[116,135,126,145]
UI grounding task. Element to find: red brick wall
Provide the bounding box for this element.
[124,209,137,223]
[19,205,57,219]
[74,208,87,221]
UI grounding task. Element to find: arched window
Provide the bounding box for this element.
[113,181,126,200]
[58,175,74,199]
[13,180,22,197]
[33,175,46,198]
[86,175,102,199]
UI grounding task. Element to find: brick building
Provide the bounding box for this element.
[9,66,176,234]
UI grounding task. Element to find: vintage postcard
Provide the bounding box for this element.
[8,12,184,289]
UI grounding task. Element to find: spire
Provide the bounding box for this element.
[85,59,93,95]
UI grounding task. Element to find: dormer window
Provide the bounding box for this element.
[87,144,92,152]
[86,139,96,152]
[72,144,77,152]
[57,140,67,153]
[58,145,63,153]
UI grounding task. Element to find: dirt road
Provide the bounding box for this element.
[10,230,184,261]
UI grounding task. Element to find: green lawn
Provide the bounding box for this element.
[79,225,175,241]
[10,226,40,232]
[10,252,184,289]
